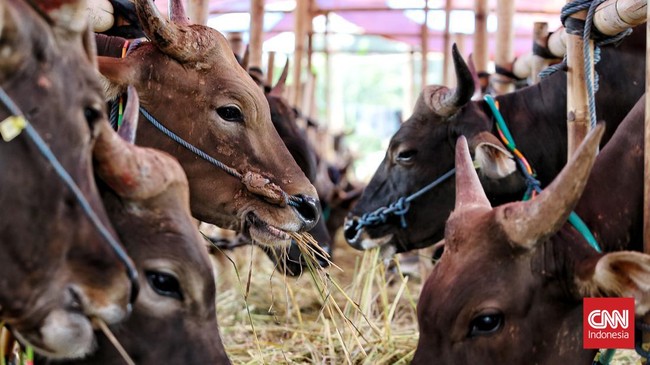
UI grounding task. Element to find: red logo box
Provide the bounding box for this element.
[583,297,635,349]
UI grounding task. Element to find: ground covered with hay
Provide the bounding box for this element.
[210,233,643,365]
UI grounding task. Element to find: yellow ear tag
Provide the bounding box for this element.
[0,115,27,142]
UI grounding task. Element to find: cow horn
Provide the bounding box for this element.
[168,0,190,25]
[135,0,213,63]
[455,136,490,210]
[496,123,605,248]
[425,44,475,117]
[269,60,289,97]
[94,89,183,200]
[117,85,139,144]
[240,45,250,70]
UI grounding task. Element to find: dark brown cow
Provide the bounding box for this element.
[51,89,230,365]
[0,0,132,358]
[96,0,320,247]
[413,103,650,364]
[345,27,645,253]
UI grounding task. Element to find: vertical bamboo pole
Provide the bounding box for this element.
[493,0,515,94]
[187,0,209,25]
[404,48,416,116]
[530,22,551,84]
[227,32,245,58]
[442,0,453,86]
[421,2,429,87]
[473,0,489,74]
[249,0,265,69]
[324,12,332,127]
[292,0,309,107]
[565,3,593,157]
[266,51,276,86]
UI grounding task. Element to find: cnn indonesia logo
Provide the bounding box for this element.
[583,297,635,349]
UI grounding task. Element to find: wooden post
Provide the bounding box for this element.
[421,2,429,86]
[266,51,276,86]
[227,32,245,58]
[530,22,552,83]
[595,0,647,35]
[442,0,453,86]
[565,1,593,157]
[493,0,515,94]
[187,0,209,25]
[324,12,332,127]
[249,0,265,69]
[473,0,489,73]
[292,0,309,107]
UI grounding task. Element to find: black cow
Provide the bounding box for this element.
[345,26,645,254]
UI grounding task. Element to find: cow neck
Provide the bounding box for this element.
[483,94,602,254]
[487,71,569,187]
[572,100,644,252]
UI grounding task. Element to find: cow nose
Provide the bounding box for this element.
[292,194,320,231]
[344,217,363,248]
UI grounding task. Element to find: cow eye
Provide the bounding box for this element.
[84,105,103,127]
[145,270,184,301]
[216,105,244,122]
[396,149,418,164]
[468,312,503,337]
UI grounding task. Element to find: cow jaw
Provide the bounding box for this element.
[245,212,292,247]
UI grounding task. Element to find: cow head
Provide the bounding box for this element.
[413,125,650,364]
[0,0,132,358]
[97,0,319,247]
[63,89,229,364]
[345,44,522,253]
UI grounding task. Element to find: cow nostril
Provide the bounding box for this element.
[292,194,320,230]
[344,218,361,244]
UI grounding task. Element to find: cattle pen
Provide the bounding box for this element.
[2,0,650,364]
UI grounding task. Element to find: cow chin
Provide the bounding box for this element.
[360,232,395,250]
[244,212,293,247]
[12,309,96,359]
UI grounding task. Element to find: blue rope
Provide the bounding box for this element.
[356,168,456,229]
[0,87,139,304]
[138,106,301,207]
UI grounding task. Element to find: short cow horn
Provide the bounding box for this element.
[135,0,214,63]
[269,60,290,97]
[424,44,475,117]
[454,136,490,210]
[496,123,605,248]
[94,89,184,200]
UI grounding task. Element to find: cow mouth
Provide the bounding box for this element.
[11,310,96,359]
[244,212,291,246]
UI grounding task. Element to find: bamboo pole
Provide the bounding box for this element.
[442,0,453,86]
[421,2,429,86]
[266,51,276,86]
[493,0,515,94]
[291,0,309,107]
[187,0,209,25]
[530,22,553,83]
[565,2,593,157]
[324,13,332,127]
[249,0,265,69]
[473,0,489,74]
[544,0,646,59]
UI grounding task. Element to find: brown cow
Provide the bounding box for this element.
[96,0,320,247]
[413,112,650,364]
[0,0,132,358]
[49,89,230,364]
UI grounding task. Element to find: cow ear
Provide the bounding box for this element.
[577,251,650,315]
[469,132,517,179]
[97,56,140,100]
